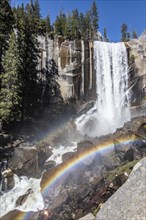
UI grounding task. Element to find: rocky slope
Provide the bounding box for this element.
[96,157,146,220]
[1,116,146,220]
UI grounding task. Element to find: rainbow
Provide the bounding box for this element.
[41,135,136,194]
[3,135,139,220]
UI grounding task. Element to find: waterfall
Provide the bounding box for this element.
[76,41,130,137]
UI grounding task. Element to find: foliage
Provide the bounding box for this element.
[103,27,109,42]
[132,30,138,39]
[53,1,99,40]
[54,11,67,36]
[105,160,139,181]
[121,23,130,42]
[0,0,15,74]
[0,31,22,121]
[90,0,99,38]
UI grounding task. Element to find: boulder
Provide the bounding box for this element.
[44,160,56,170]
[62,152,75,162]
[15,189,33,207]
[50,189,69,210]
[123,148,140,161]
[0,134,13,148]
[1,169,15,191]
[8,146,47,178]
[77,140,94,153]
[96,157,146,220]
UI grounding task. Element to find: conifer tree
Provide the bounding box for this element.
[103,28,109,42]
[126,32,130,41]
[14,5,40,119]
[90,1,99,37]
[0,0,15,74]
[46,13,52,33]
[132,30,138,39]
[0,31,22,121]
[71,9,80,39]
[79,12,86,39]
[64,13,72,40]
[121,23,129,42]
[85,11,92,40]
[54,11,66,36]
[34,0,41,19]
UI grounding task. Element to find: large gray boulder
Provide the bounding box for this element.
[96,157,146,220]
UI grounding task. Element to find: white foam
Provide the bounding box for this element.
[47,142,77,164]
[0,175,44,217]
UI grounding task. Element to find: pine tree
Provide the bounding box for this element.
[126,32,130,41]
[64,12,72,40]
[54,11,66,36]
[121,23,129,42]
[0,0,15,74]
[0,31,22,121]
[103,28,109,42]
[71,9,80,39]
[79,12,86,39]
[90,1,99,38]
[14,5,40,119]
[85,11,92,40]
[46,13,51,33]
[132,30,138,39]
[34,0,41,19]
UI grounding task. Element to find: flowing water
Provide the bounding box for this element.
[76,41,130,137]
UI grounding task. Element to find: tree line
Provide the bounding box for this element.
[0,0,138,125]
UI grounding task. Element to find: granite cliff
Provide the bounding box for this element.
[38,30,146,112]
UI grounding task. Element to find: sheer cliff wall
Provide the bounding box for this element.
[38,36,96,101]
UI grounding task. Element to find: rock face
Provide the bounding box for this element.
[129,30,146,111]
[96,157,146,220]
[38,31,146,113]
[38,36,96,101]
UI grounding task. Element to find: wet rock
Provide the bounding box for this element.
[78,213,95,220]
[44,160,56,170]
[8,147,45,178]
[123,148,140,162]
[0,133,13,148]
[12,140,23,148]
[114,139,131,154]
[50,189,69,210]
[77,140,94,151]
[1,169,15,191]
[62,152,75,162]
[15,189,33,207]
[77,101,95,117]
[38,150,48,169]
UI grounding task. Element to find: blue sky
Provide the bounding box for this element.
[11,0,146,42]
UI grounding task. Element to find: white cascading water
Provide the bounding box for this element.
[76,41,130,137]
